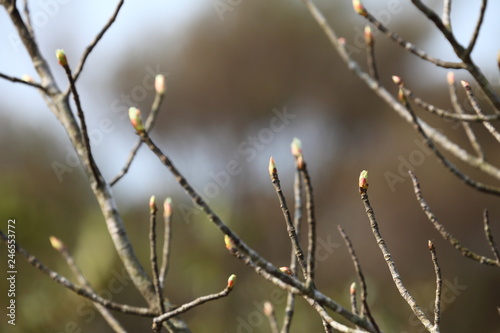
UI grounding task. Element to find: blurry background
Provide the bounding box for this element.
[1,0,499,332]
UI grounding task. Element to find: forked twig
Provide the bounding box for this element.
[393,77,500,196]
[461,80,500,143]
[111,75,166,186]
[338,225,380,333]
[409,171,500,267]
[447,72,485,160]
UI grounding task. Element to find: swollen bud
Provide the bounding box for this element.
[22,74,34,83]
[263,301,274,316]
[446,72,455,86]
[149,195,157,213]
[352,0,368,17]
[268,156,277,179]
[227,274,237,290]
[359,170,369,191]
[364,25,373,45]
[291,137,303,158]
[338,37,347,46]
[392,75,402,86]
[460,80,471,91]
[428,240,435,251]
[164,197,172,218]
[55,49,68,67]
[155,75,166,95]
[224,235,236,252]
[350,282,356,295]
[49,236,65,251]
[128,107,145,132]
[279,266,293,276]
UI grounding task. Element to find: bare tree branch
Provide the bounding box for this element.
[49,236,127,333]
[69,0,125,85]
[409,171,500,267]
[338,225,380,333]
[358,171,435,332]
[0,231,156,316]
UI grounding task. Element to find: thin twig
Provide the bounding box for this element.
[461,80,500,143]
[281,167,302,333]
[264,302,280,333]
[159,198,173,289]
[149,197,166,323]
[153,283,234,325]
[409,171,500,267]
[359,174,434,332]
[447,72,485,159]
[49,237,127,333]
[69,0,125,85]
[60,58,102,187]
[300,159,317,287]
[338,225,380,333]
[0,231,155,316]
[269,157,308,278]
[358,5,463,69]
[399,82,499,122]
[464,0,488,58]
[364,25,379,82]
[0,72,49,94]
[427,241,442,331]
[483,209,500,264]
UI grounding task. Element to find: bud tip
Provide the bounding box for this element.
[128,107,145,132]
[359,170,369,191]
